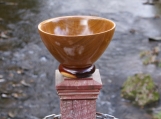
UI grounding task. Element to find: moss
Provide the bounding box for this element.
[121,73,159,107]
[153,112,161,119]
[159,62,161,68]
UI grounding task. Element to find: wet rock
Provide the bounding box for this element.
[40,56,47,62]
[149,37,161,41]
[1,93,10,99]
[0,78,5,83]
[129,29,136,34]
[121,73,160,107]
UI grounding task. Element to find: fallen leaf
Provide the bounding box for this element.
[152,46,160,55]
[12,93,19,99]
[0,32,9,39]
[150,55,156,63]
[8,111,17,118]
[12,93,27,99]
[21,80,31,87]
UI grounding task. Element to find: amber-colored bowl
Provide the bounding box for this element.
[38,16,115,78]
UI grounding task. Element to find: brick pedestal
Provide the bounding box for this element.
[55,69,102,119]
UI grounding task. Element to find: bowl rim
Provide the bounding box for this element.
[38,15,116,37]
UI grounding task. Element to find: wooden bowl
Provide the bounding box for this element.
[38,16,115,78]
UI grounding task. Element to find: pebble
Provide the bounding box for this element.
[111,94,116,98]
[1,94,9,98]
[25,115,39,119]
[28,50,34,54]
[8,111,17,118]
[0,79,5,83]
[108,79,112,83]
[17,69,24,74]
[40,56,47,62]
[40,73,46,78]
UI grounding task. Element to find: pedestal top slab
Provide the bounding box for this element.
[55,69,102,90]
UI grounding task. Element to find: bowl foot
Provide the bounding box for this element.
[59,64,95,78]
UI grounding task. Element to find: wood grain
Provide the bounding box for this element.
[38,16,115,69]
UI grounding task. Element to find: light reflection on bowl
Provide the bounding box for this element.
[38,16,115,78]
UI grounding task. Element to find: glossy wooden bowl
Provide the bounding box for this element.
[38,16,115,78]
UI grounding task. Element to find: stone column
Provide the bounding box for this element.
[55,69,102,119]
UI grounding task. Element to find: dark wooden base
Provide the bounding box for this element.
[59,64,95,78]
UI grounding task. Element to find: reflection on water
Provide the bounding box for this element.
[45,0,161,17]
[0,0,161,119]
[0,0,39,30]
[0,0,41,51]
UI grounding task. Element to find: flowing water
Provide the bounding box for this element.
[0,0,161,119]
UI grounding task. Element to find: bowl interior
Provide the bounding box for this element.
[39,16,115,36]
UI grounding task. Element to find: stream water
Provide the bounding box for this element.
[0,0,161,119]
